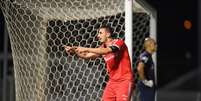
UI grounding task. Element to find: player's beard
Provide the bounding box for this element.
[100,37,107,43]
[152,47,157,53]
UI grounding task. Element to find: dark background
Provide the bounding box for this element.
[145,0,199,90]
[0,0,200,100]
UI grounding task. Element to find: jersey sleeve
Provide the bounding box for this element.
[139,54,149,64]
[109,39,124,53]
[112,39,124,49]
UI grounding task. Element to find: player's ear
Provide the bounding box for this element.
[106,32,111,37]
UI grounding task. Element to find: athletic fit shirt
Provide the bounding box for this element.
[139,51,155,81]
[101,39,133,81]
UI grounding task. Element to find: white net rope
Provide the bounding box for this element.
[0,0,151,101]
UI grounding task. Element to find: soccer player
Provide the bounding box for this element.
[64,26,134,101]
[137,37,157,101]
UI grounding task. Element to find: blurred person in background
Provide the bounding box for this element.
[137,37,157,101]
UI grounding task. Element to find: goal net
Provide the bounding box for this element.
[0,0,156,101]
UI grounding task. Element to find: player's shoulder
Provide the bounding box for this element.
[139,51,149,63]
[114,38,124,42]
[140,51,149,58]
[113,38,124,44]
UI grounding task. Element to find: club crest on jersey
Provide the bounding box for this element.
[104,53,115,61]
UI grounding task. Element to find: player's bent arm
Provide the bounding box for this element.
[137,62,146,80]
[76,51,100,59]
[137,61,154,87]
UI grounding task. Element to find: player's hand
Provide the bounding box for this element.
[63,45,77,54]
[142,80,154,87]
[75,47,88,53]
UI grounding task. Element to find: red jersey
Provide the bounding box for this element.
[101,39,133,81]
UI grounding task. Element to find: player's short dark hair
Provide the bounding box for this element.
[99,25,112,34]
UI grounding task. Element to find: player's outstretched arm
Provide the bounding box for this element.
[75,51,100,59]
[63,45,100,59]
[76,47,113,55]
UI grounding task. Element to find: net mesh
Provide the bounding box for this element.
[0,0,150,101]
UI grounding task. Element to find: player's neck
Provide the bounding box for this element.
[146,49,153,54]
[105,38,113,45]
